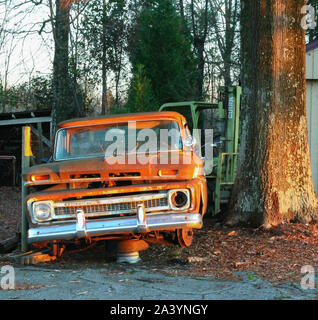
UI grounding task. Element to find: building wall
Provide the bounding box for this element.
[306,45,318,195]
[306,46,318,80]
[307,80,318,195]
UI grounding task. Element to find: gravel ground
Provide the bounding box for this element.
[0,262,317,300]
[0,242,317,300]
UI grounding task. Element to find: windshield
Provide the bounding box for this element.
[54,120,183,161]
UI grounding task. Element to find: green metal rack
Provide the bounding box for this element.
[159,86,241,215]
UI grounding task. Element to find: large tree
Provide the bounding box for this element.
[227,0,318,227]
[81,0,127,114]
[51,0,73,128]
[208,0,240,89]
[128,0,200,108]
[51,0,87,128]
[190,0,209,98]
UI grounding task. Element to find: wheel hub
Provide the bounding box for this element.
[177,228,194,248]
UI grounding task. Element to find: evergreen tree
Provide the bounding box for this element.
[128,0,199,110]
[127,64,158,112]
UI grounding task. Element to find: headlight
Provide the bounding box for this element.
[168,189,190,210]
[33,201,53,221]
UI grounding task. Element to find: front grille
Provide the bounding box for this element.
[53,193,169,219]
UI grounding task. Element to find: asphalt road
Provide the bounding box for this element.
[0,262,316,300]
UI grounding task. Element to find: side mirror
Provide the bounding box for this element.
[184,135,197,148]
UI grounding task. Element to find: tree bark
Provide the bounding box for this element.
[195,39,206,98]
[101,0,108,115]
[179,0,184,20]
[227,0,318,227]
[52,0,72,129]
[209,0,239,90]
[115,46,123,105]
[191,0,209,99]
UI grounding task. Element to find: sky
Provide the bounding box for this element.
[0,1,53,87]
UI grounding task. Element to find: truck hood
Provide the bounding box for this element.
[23,151,204,186]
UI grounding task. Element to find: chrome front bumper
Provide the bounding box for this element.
[27,211,203,244]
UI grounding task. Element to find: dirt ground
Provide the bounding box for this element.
[1,186,318,289]
[0,187,21,241]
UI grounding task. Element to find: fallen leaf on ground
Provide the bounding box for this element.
[187,256,206,263]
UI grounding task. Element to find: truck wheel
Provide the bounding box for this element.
[177,228,193,248]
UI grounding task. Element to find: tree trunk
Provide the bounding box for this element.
[227,0,318,227]
[223,60,232,88]
[191,0,208,99]
[52,0,71,129]
[101,0,108,115]
[179,0,184,20]
[52,0,72,128]
[209,0,239,91]
[196,40,205,98]
[101,56,108,114]
[115,47,122,105]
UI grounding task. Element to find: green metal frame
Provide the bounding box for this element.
[159,100,223,151]
[159,86,241,215]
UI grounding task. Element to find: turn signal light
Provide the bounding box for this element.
[31,174,50,182]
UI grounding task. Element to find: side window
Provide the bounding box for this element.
[55,130,68,160]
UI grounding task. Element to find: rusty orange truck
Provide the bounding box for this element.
[22,111,207,261]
